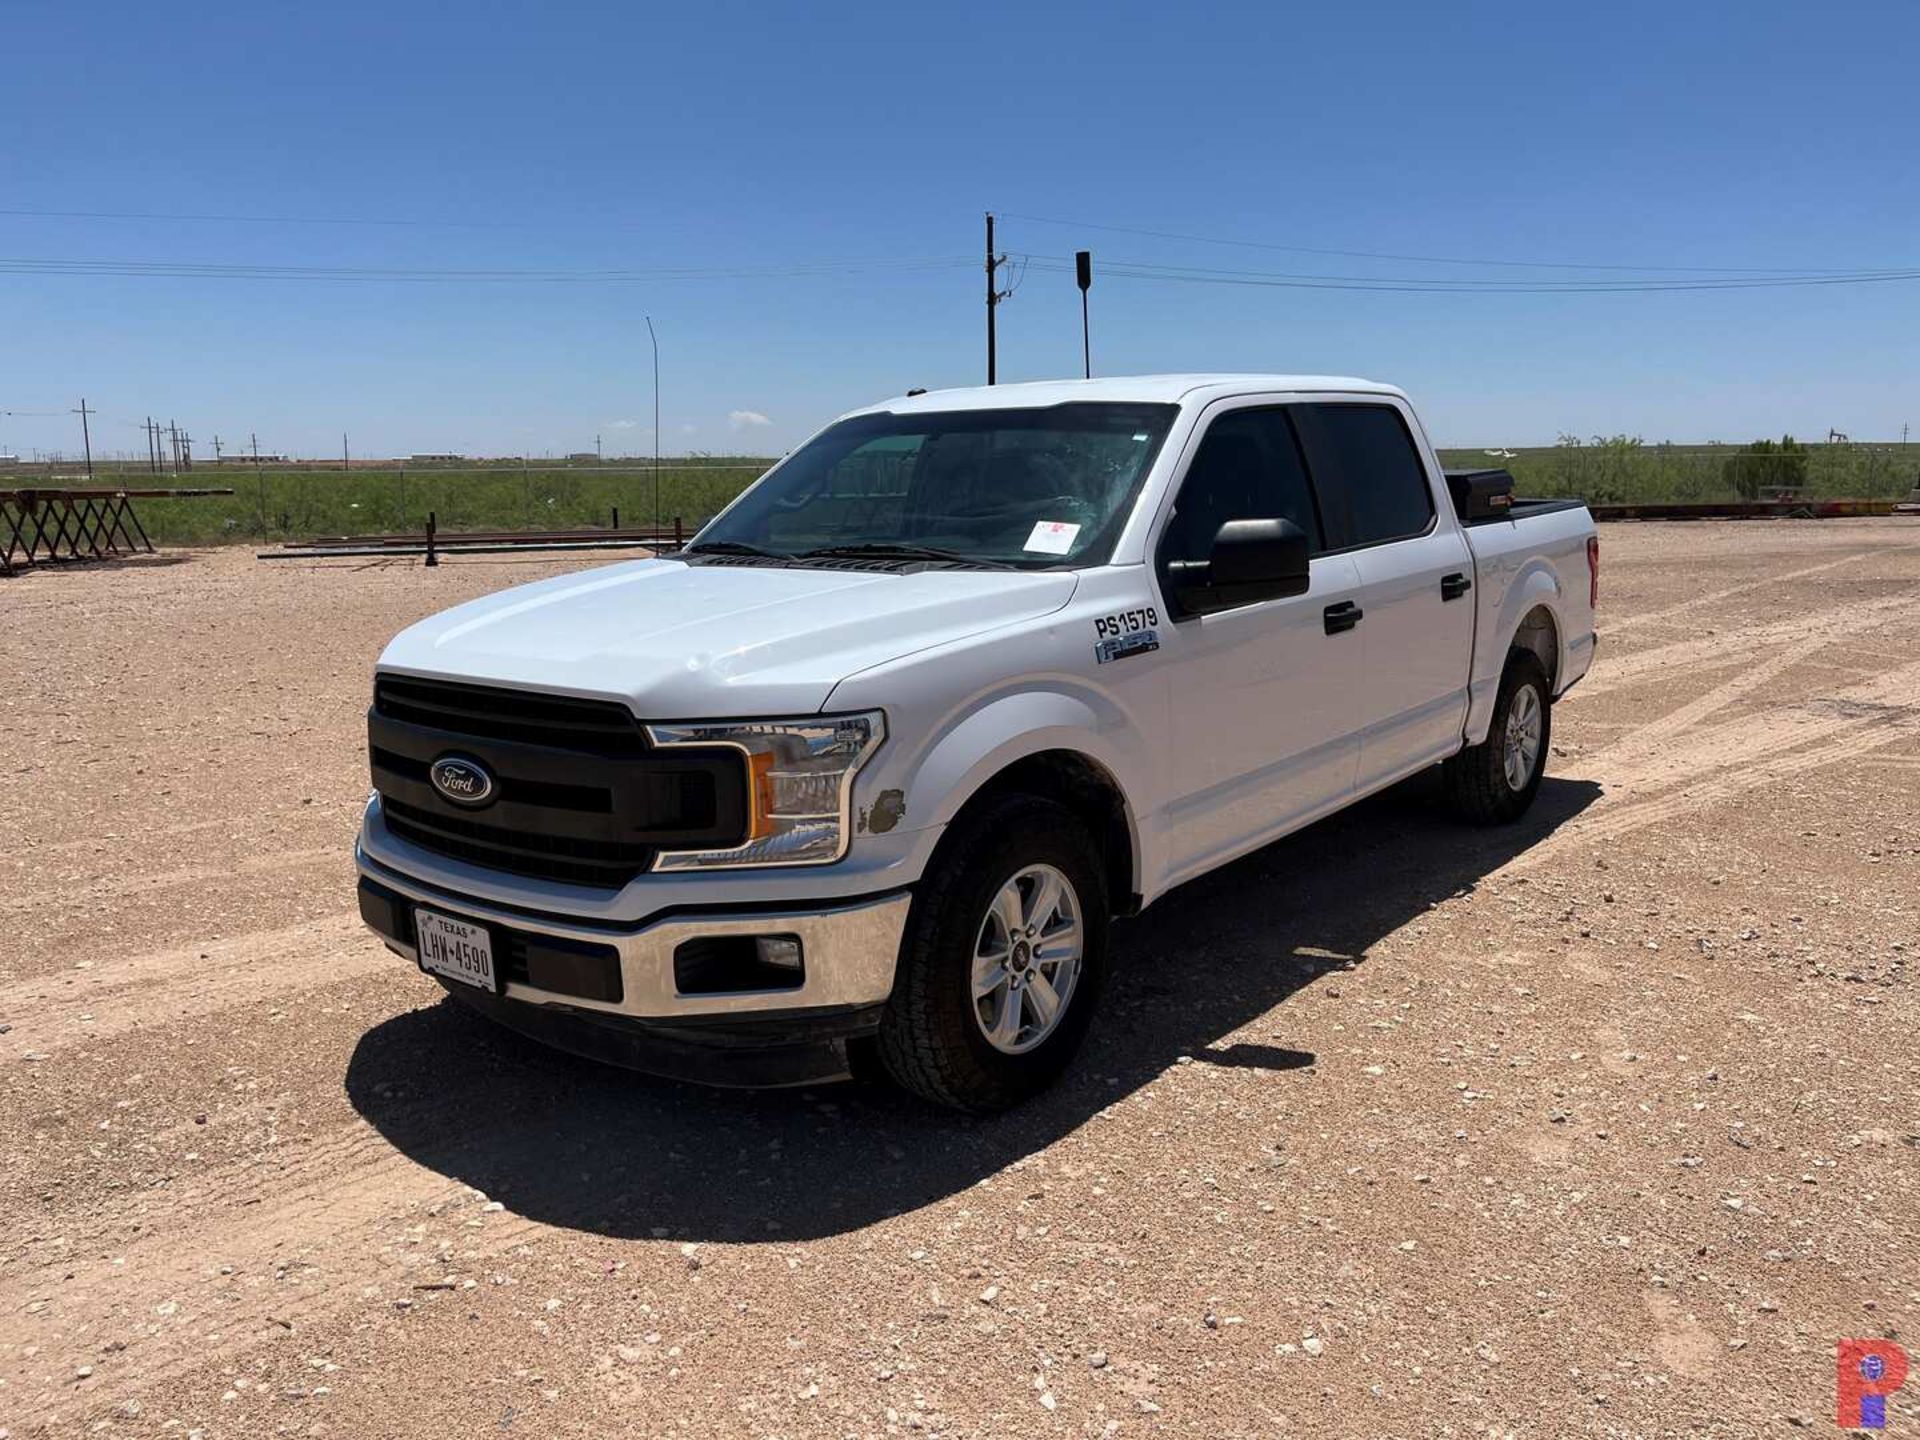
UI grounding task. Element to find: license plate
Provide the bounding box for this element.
[414,908,496,992]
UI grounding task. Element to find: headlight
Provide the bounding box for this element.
[645,711,886,870]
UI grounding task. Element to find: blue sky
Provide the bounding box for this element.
[3,0,1916,460]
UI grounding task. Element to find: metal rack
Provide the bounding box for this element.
[0,487,233,576]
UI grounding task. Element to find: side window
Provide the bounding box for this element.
[1161,407,1322,564]
[1296,403,1435,548]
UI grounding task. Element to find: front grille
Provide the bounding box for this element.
[370,745,611,813]
[369,675,746,889]
[381,796,655,889]
[375,675,648,757]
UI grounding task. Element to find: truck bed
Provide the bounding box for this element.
[1444,468,1587,527]
[1472,497,1587,527]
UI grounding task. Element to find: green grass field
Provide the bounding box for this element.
[6,438,1916,546]
[1433,439,1919,506]
[1,461,774,545]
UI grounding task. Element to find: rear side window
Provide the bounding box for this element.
[1161,407,1323,563]
[1297,403,1434,548]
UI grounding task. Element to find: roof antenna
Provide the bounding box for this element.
[906,387,928,397]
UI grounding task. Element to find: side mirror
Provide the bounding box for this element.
[1169,517,1311,615]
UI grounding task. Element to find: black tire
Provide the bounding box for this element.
[877,794,1108,1113]
[1444,651,1552,825]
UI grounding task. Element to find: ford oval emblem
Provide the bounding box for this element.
[429,754,496,808]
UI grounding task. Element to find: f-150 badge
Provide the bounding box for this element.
[1094,607,1160,664]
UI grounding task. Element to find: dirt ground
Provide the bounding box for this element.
[2,522,1917,1439]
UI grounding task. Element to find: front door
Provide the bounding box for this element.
[1153,403,1366,884]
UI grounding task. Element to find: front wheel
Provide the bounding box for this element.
[1443,651,1552,825]
[877,795,1108,1112]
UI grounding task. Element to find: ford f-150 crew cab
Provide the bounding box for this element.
[356,375,1598,1111]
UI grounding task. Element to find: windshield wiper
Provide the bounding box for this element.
[799,542,1017,570]
[682,539,795,561]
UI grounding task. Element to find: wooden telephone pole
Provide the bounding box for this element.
[73,398,96,482]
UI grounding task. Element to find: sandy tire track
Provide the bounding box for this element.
[1573,583,1920,700]
[0,912,382,1054]
[0,848,342,920]
[1599,535,1920,636]
[1517,657,1920,866]
[3,1120,549,1422]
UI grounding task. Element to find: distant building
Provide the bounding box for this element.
[407,453,466,464]
[214,452,289,464]
[565,451,600,463]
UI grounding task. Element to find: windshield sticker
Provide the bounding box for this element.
[1024,520,1081,555]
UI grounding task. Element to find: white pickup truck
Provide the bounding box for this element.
[357,375,1597,1111]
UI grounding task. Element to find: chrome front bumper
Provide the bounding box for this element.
[358,850,911,1023]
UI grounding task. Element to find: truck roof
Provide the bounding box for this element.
[845,373,1403,417]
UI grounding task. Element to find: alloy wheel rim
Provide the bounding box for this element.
[1503,683,1543,792]
[972,863,1083,1055]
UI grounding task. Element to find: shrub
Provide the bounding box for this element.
[1723,436,1808,500]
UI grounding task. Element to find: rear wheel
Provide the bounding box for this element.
[877,795,1108,1112]
[1444,651,1552,825]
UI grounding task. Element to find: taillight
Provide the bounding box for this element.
[1586,535,1600,610]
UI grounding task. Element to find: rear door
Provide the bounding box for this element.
[1293,400,1474,792]
[1151,402,1364,881]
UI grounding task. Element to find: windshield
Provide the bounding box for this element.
[692,402,1180,569]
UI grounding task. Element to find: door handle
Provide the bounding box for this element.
[1323,600,1363,635]
[1441,572,1473,601]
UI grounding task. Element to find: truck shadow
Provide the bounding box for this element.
[344,773,1600,1242]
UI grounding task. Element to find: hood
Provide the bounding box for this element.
[378,557,1078,718]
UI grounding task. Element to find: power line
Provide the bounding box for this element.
[0,255,973,284]
[12,204,1915,280]
[1016,255,1920,295]
[1028,255,1920,288]
[8,246,1914,295]
[0,204,705,234]
[0,205,528,229]
[997,210,1917,277]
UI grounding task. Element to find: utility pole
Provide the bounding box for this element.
[252,432,263,533]
[168,420,181,472]
[73,398,95,482]
[595,432,602,464]
[342,431,350,473]
[213,434,223,461]
[180,431,193,470]
[985,213,1010,385]
[646,314,660,534]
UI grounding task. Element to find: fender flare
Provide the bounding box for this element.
[901,687,1150,891]
[1465,562,1567,743]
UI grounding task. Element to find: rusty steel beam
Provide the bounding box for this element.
[1588,498,1911,522]
[258,539,668,561]
[0,486,231,575]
